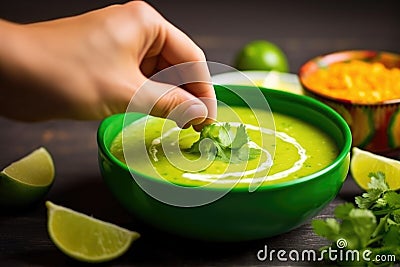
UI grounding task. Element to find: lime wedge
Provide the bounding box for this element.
[46,201,140,263]
[350,147,400,191]
[0,147,55,208]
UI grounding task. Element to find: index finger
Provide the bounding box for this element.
[159,23,217,128]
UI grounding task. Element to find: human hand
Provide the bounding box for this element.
[0,1,216,130]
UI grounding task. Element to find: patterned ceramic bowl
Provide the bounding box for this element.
[299,50,400,157]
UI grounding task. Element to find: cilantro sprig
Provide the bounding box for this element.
[188,123,261,163]
[312,172,400,266]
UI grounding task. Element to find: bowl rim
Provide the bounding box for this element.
[298,49,400,106]
[97,86,352,193]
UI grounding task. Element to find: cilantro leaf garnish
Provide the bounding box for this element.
[188,123,261,163]
[231,124,249,149]
[312,172,400,265]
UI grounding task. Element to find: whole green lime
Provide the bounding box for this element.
[234,40,289,72]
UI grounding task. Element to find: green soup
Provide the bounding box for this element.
[110,106,338,187]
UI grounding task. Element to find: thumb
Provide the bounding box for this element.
[128,78,209,128]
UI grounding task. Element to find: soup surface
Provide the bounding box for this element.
[110,106,338,187]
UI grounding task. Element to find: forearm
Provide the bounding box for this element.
[0,20,37,120]
[0,20,23,90]
[0,20,20,118]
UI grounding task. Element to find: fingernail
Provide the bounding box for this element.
[178,103,208,128]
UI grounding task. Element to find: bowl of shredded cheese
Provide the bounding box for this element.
[299,50,400,155]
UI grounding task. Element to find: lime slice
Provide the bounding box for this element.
[350,147,400,190]
[46,201,140,263]
[0,147,55,208]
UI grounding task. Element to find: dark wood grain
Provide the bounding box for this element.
[0,0,399,266]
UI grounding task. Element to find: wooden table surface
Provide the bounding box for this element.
[1,0,399,266]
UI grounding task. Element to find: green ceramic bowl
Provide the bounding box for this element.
[97,85,351,242]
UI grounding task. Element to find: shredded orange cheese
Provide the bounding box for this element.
[303,60,400,104]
